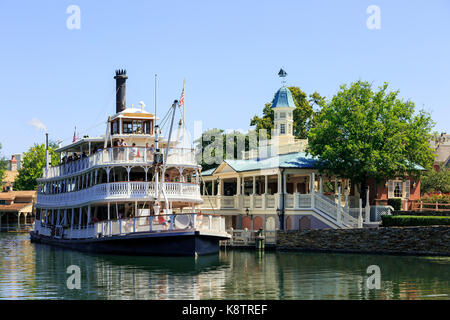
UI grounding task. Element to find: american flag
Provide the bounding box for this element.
[179,88,185,107]
[72,126,77,142]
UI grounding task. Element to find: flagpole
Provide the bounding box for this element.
[182,78,186,137]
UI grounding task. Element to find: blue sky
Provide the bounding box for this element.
[0,0,449,157]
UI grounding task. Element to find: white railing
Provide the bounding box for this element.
[254,195,263,208]
[36,181,201,207]
[285,195,294,208]
[372,205,394,222]
[198,192,366,229]
[266,195,276,208]
[42,147,198,180]
[314,194,337,220]
[297,194,311,208]
[220,196,235,208]
[34,213,226,240]
[222,229,277,246]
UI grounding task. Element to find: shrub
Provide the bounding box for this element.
[419,193,450,204]
[392,210,450,217]
[388,198,402,211]
[381,215,450,227]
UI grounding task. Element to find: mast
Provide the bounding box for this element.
[154,124,160,215]
[153,73,160,215]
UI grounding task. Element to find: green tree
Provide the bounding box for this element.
[195,128,258,171]
[420,162,450,194]
[14,142,60,190]
[307,80,435,205]
[250,87,322,139]
[0,143,8,186]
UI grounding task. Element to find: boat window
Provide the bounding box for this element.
[112,121,118,134]
[123,121,133,134]
[144,120,153,134]
[133,120,143,134]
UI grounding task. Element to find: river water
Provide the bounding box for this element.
[0,232,448,300]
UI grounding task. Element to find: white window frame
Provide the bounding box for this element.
[387,179,410,199]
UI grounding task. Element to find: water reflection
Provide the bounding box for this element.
[33,243,231,300]
[0,233,449,300]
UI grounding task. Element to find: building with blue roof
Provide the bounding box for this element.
[196,70,422,234]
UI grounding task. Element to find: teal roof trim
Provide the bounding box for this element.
[224,152,317,172]
[201,168,216,176]
[201,154,426,175]
[271,86,296,109]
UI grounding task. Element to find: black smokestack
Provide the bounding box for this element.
[114,69,128,113]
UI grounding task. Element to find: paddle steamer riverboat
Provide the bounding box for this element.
[30,70,230,256]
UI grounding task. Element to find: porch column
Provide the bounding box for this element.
[344,189,349,209]
[277,171,282,194]
[144,167,149,182]
[365,187,371,222]
[106,168,111,183]
[236,176,241,195]
[336,187,342,224]
[212,179,215,195]
[178,168,184,182]
[319,175,323,194]
[252,176,256,195]
[358,198,363,228]
[56,209,61,225]
[63,209,67,225]
[217,179,221,196]
[283,173,287,194]
[126,166,131,182]
[264,175,268,194]
[202,181,206,196]
[107,202,111,220]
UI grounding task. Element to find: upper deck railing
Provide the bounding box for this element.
[36,181,202,208]
[42,147,198,180]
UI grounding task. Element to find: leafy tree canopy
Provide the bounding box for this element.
[14,142,60,190]
[420,162,450,194]
[195,128,258,171]
[250,86,324,139]
[0,143,8,185]
[307,80,435,194]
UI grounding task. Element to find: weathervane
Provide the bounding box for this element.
[278,68,287,85]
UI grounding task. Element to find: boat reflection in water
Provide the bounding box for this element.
[33,243,231,300]
[25,239,450,300]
